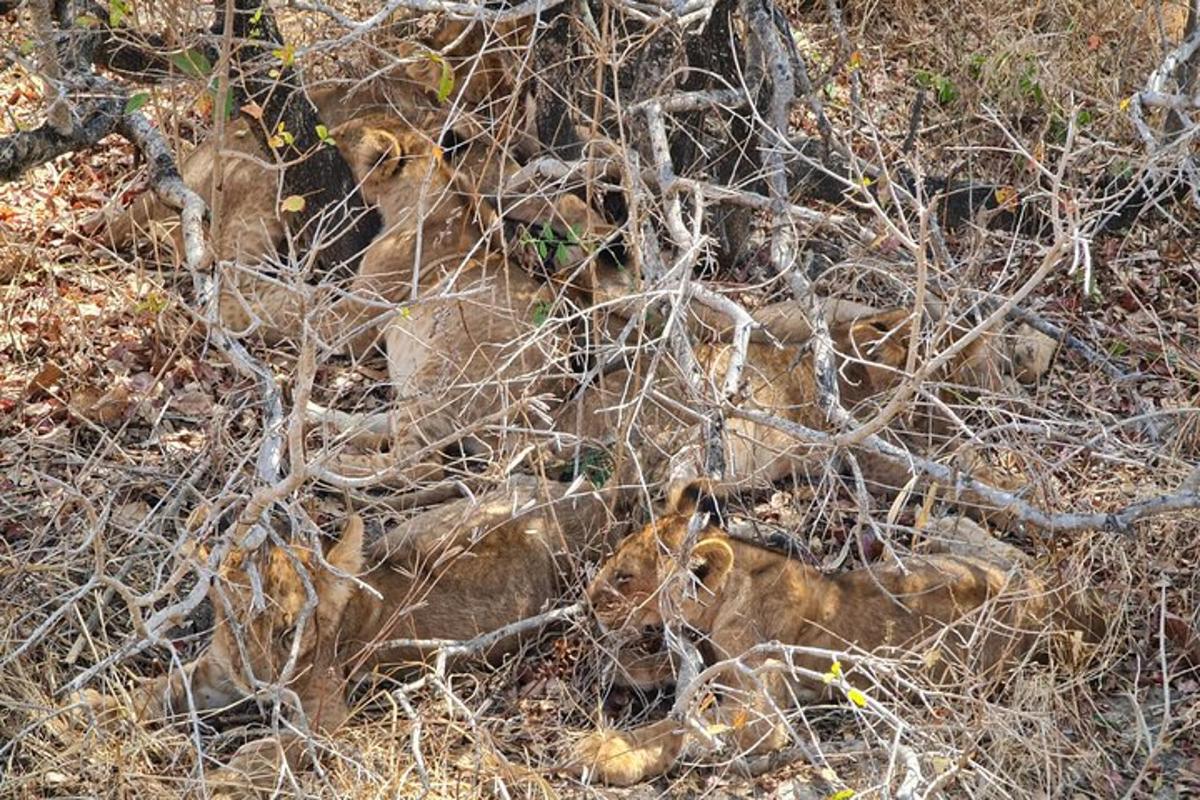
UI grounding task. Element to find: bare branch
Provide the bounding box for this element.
[376,602,583,658]
[728,405,1200,535]
[0,77,122,180]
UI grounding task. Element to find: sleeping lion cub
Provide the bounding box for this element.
[101,101,610,355]
[556,305,1042,528]
[571,481,1105,786]
[77,478,619,797]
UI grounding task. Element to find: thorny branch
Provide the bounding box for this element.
[374,602,584,664]
[0,1,317,693]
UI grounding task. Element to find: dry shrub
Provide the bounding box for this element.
[2,1,1198,799]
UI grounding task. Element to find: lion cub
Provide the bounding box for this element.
[556,307,1033,517]
[215,113,485,351]
[572,481,1105,786]
[78,478,618,796]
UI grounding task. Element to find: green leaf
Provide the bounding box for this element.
[554,243,570,267]
[269,122,294,149]
[280,194,306,213]
[580,449,613,487]
[967,52,987,79]
[532,300,551,326]
[124,92,150,114]
[315,124,335,145]
[828,791,856,800]
[935,76,958,105]
[1047,114,1069,144]
[169,49,212,79]
[212,88,234,124]
[108,0,130,27]
[1018,65,1044,106]
[422,51,455,104]
[249,5,265,38]
[437,61,454,104]
[846,688,867,708]
[271,43,295,68]
[135,292,167,315]
[18,39,36,56]
[75,13,101,28]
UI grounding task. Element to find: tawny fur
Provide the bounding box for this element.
[571,483,1105,786]
[556,307,1036,517]
[96,91,604,355]
[80,478,622,797]
[105,106,613,489]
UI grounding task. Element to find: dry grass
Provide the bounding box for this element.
[2,1,1199,798]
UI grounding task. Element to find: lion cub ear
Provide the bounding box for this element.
[690,538,734,594]
[325,514,365,577]
[666,479,724,525]
[846,309,911,354]
[317,516,365,618]
[358,128,408,180]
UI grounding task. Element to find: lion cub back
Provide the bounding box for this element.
[819,552,1105,686]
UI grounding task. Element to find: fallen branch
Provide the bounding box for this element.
[832,235,1070,449]
[0,76,122,181]
[373,602,583,659]
[686,283,761,400]
[728,405,1200,535]
[741,2,846,438]
[115,113,207,270]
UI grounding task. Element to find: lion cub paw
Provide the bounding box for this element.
[204,766,266,800]
[65,689,133,733]
[203,737,288,799]
[569,729,668,787]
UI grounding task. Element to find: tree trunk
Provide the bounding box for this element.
[530,10,584,160]
[217,0,379,283]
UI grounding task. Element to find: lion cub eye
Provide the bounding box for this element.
[613,572,633,587]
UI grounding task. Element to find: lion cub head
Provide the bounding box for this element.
[586,482,731,688]
[836,307,1046,400]
[205,517,365,697]
[332,114,453,208]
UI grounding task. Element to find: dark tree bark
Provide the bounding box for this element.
[92,31,218,84]
[530,10,583,160]
[671,0,740,174]
[216,0,379,283]
[683,0,761,269]
[0,78,122,181]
